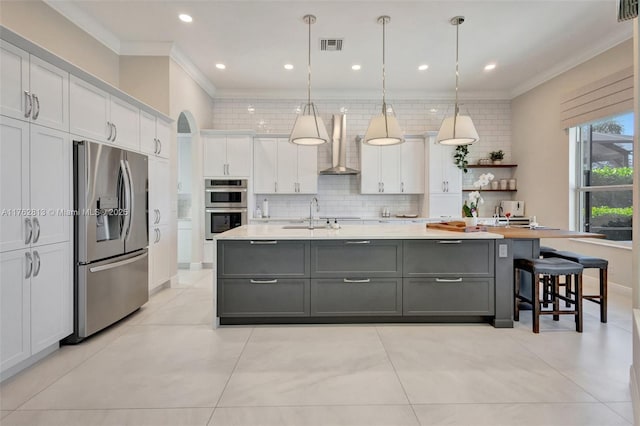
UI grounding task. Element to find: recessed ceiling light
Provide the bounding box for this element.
[215,63,226,70]
[178,14,193,23]
[351,64,361,71]
[284,64,294,70]
[484,63,497,71]
[418,64,429,71]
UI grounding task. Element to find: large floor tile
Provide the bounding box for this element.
[137,288,213,325]
[175,269,214,288]
[413,403,630,426]
[219,326,408,406]
[209,405,419,426]
[607,402,634,423]
[378,325,597,404]
[19,325,251,409]
[1,408,214,426]
[1,410,12,420]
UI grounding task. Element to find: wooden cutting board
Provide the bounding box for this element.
[426,221,488,232]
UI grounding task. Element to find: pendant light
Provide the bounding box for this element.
[437,16,479,146]
[364,16,404,146]
[290,14,329,146]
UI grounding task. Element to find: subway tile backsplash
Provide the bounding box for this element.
[213,98,511,218]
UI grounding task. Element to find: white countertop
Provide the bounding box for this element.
[214,224,504,240]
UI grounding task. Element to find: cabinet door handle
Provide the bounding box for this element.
[438,240,462,244]
[33,250,41,277]
[382,182,385,192]
[25,252,33,279]
[446,181,449,192]
[32,217,41,243]
[157,228,161,241]
[112,123,118,142]
[345,240,370,244]
[24,218,33,245]
[275,182,278,192]
[32,94,40,120]
[401,182,404,193]
[442,181,445,192]
[153,138,158,154]
[250,240,278,244]
[157,139,162,155]
[107,121,113,140]
[156,209,161,224]
[24,91,32,118]
[250,279,278,284]
[435,278,463,283]
[343,278,371,283]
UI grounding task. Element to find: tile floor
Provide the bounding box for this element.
[0,269,633,426]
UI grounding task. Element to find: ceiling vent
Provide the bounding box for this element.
[320,39,344,51]
[618,0,638,21]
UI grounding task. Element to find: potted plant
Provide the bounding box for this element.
[489,150,504,164]
[454,145,469,173]
[462,173,494,226]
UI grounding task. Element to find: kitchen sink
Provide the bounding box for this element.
[281,225,325,230]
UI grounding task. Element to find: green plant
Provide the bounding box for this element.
[591,206,633,218]
[454,145,469,173]
[489,150,504,161]
[591,166,633,185]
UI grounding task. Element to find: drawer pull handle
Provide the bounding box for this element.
[343,278,371,283]
[250,240,278,244]
[438,240,462,244]
[345,240,371,244]
[250,279,278,284]
[435,278,463,283]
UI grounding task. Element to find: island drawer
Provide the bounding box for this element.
[403,240,494,277]
[310,240,402,278]
[403,278,494,315]
[310,278,402,316]
[217,240,309,277]
[218,278,310,317]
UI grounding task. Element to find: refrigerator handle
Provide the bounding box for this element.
[124,160,136,237]
[89,251,148,273]
[119,160,132,240]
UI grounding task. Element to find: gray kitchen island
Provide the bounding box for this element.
[213,225,514,328]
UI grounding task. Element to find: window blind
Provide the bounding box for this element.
[560,66,633,129]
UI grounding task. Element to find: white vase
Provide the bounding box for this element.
[464,217,478,227]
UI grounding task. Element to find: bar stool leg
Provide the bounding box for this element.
[600,267,608,323]
[565,274,572,307]
[542,275,549,308]
[514,267,520,322]
[533,273,540,333]
[575,273,583,333]
[553,276,560,321]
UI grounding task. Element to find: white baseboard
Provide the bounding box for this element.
[631,309,640,425]
[582,274,631,296]
[149,280,170,296]
[190,262,203,270]
[1,342,59,382]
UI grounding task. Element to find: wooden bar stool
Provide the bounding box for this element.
[514,258,584,333]
[542,250,608,323]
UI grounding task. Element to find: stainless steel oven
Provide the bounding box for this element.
[205,179,247,208]
[205,208,247,239]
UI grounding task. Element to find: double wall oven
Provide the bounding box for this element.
[205,179,247,239]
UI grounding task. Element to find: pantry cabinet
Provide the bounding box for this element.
[0,42,69,132]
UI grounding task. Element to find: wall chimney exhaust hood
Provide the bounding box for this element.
[320,114,360,175]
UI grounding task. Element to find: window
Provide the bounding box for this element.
[574,112,633,242]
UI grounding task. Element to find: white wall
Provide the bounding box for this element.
[512,39,634,289]
[212,98,512,218]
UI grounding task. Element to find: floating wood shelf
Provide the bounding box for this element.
[462,189,518,192]
[467,164,518,168]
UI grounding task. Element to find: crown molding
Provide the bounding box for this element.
[213,88,512,101]
[169,46,217,98]
[510,27,633,99]
[43,0,120,54]
[121,41,174,56]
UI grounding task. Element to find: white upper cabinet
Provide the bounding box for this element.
[141,109,171,159]
[400,138,425,194]
[360,141,402,194]
[253,137,318,194]
[428,141,462,195]
[70,76,140,150]
[0,42,69,132]
[203,134,251,178]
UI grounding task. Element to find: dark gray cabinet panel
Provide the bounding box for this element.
[217,240,309,277]
[310,240,402,278]
[311,278,402,316]
[403,240,494,277]
[218,278,310,317]
[403,278,494,315]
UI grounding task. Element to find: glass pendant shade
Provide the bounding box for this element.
[364,112,404,146]
[290,110,330,145]
[436,114,479,145]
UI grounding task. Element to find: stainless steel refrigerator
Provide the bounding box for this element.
[66,140,149,343]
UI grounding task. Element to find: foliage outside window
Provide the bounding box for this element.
[574,112,633,242]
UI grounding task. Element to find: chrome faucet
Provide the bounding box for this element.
[309,197,319,229]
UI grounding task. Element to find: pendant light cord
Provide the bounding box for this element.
[452,17,461,138]
[307,15,311,107]
[381,17,386,113]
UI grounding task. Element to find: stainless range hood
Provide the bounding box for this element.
[320,114,359,175]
